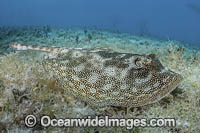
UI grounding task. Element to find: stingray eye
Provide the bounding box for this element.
[142,57,152,65]
[134,57,143,68]
[134,56,152,68]
[143,58,148,63]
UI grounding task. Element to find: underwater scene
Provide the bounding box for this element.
[0,0,200,133]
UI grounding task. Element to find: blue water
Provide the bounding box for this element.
[0,0,200,47]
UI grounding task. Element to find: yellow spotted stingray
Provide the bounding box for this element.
[10,42,183,107]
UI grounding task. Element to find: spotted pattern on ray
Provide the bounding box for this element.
[10,42,183,107]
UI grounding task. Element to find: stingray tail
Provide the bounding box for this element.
[10,42,61,52]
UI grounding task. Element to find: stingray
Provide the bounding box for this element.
[10,42,183,107]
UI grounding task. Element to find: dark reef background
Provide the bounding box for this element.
[0,0,200,46]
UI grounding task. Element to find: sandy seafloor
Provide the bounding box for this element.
[0,26,200,133]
